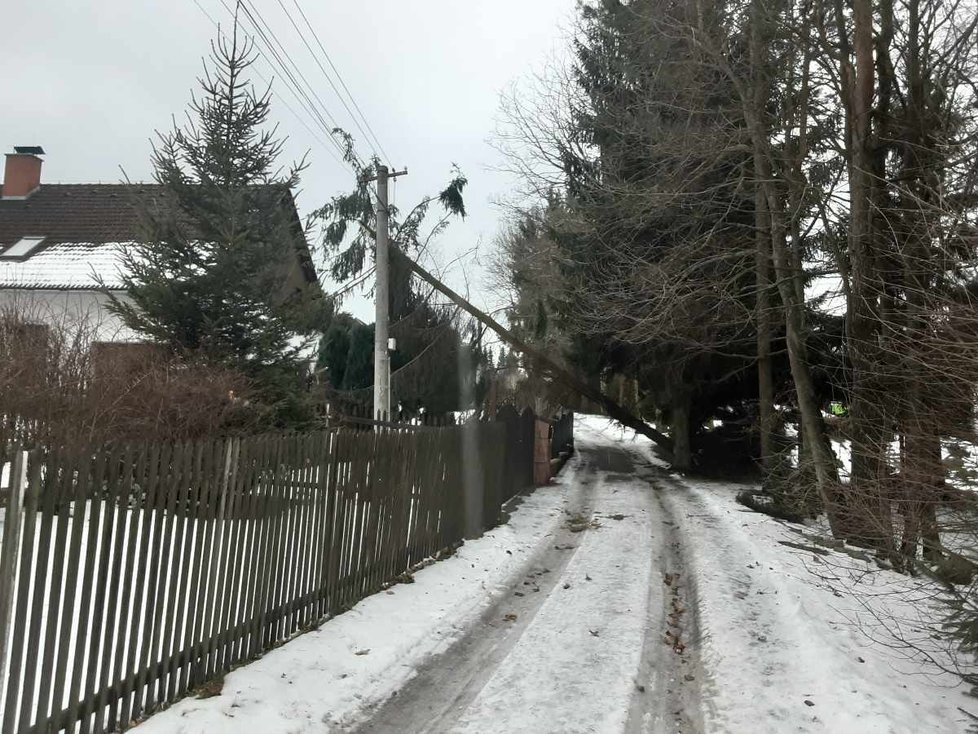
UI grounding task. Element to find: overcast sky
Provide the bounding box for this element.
[1,0,575,321]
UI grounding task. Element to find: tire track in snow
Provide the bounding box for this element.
[445,444,659,734]
[351,432,706,734]
[348,452,603,734]
[625,456,706,734]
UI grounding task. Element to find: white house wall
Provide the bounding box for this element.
[0,289,140,343]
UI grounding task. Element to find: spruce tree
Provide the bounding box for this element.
[110,25,324,425]
[314,157,473,417]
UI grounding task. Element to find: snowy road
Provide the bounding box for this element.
[353,437,702,734]
[137,417,975,734]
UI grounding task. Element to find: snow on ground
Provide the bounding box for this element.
[579,414,977,733]
[344,426,687,734]
[663,477,975,733]
[135,415,978,733]
[450,454,658,733]
[134,452,586,734]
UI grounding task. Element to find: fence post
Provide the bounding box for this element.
[461,420,484,539]
[0,450,27,708]
[533,418,551,486]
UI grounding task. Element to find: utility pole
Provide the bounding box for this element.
[365,164,407,421]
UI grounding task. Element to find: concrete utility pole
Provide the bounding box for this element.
[365,164,407,420]
[373,165,391,420]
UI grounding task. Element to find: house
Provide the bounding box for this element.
[0,145,321,352]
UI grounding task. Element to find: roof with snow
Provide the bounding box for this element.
[0,242,127,290]
[0,183,318,290]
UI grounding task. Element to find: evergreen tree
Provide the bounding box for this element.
[314,156,476,417]
[495,0,766,468]
[341,322,375,391]
[110,25,326,425]
[318,313,355,389]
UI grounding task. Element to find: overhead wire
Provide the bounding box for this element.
[191,0,349,172]
[197,0,385,187]
[204,0,354,169]
[287,0,393,164]
[219,3,457,401]
[231,0,385,204]
[192,0,389,294]
[234,0,360,169]
[270,0,379,161]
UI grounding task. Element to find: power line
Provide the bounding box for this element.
[191,0,350,172]
[270,0,379,161]
[196,0,379,187]
[235,0,359,167]
[287,0,392,164]
[194,0,389,281]
[232,0,387,184]
[201,0,355,170]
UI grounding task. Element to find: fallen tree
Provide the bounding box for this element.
[391,248,673,458]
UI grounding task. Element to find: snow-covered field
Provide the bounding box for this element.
[133,416,977,733]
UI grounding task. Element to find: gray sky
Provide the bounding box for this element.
[1,0,575,320]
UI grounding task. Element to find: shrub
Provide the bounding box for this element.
[0,309,258,451]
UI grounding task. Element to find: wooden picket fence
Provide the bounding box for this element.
[0,418,521,734]
[495,406,536,502]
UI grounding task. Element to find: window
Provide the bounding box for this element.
[0,236,46,259]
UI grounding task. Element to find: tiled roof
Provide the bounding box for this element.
[0,184,163,246]
[0,183,318,289]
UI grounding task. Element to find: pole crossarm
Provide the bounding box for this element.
[361,167,408,183]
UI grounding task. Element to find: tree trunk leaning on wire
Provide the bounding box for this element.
[390,247,675,460]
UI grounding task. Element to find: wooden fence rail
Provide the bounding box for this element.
[0,415,539,734]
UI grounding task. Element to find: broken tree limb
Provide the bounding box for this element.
[391,247,673,456]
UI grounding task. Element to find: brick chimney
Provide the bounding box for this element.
[2,146,45,198]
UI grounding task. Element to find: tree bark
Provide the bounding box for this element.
[766,210,840,510]
[671,396,692,472]
[752,0,775,474]
[898,0,943,564]
[845,0,892,551]
[745,0,839,520]
[753,138,841,517]
[756,198,775,474]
